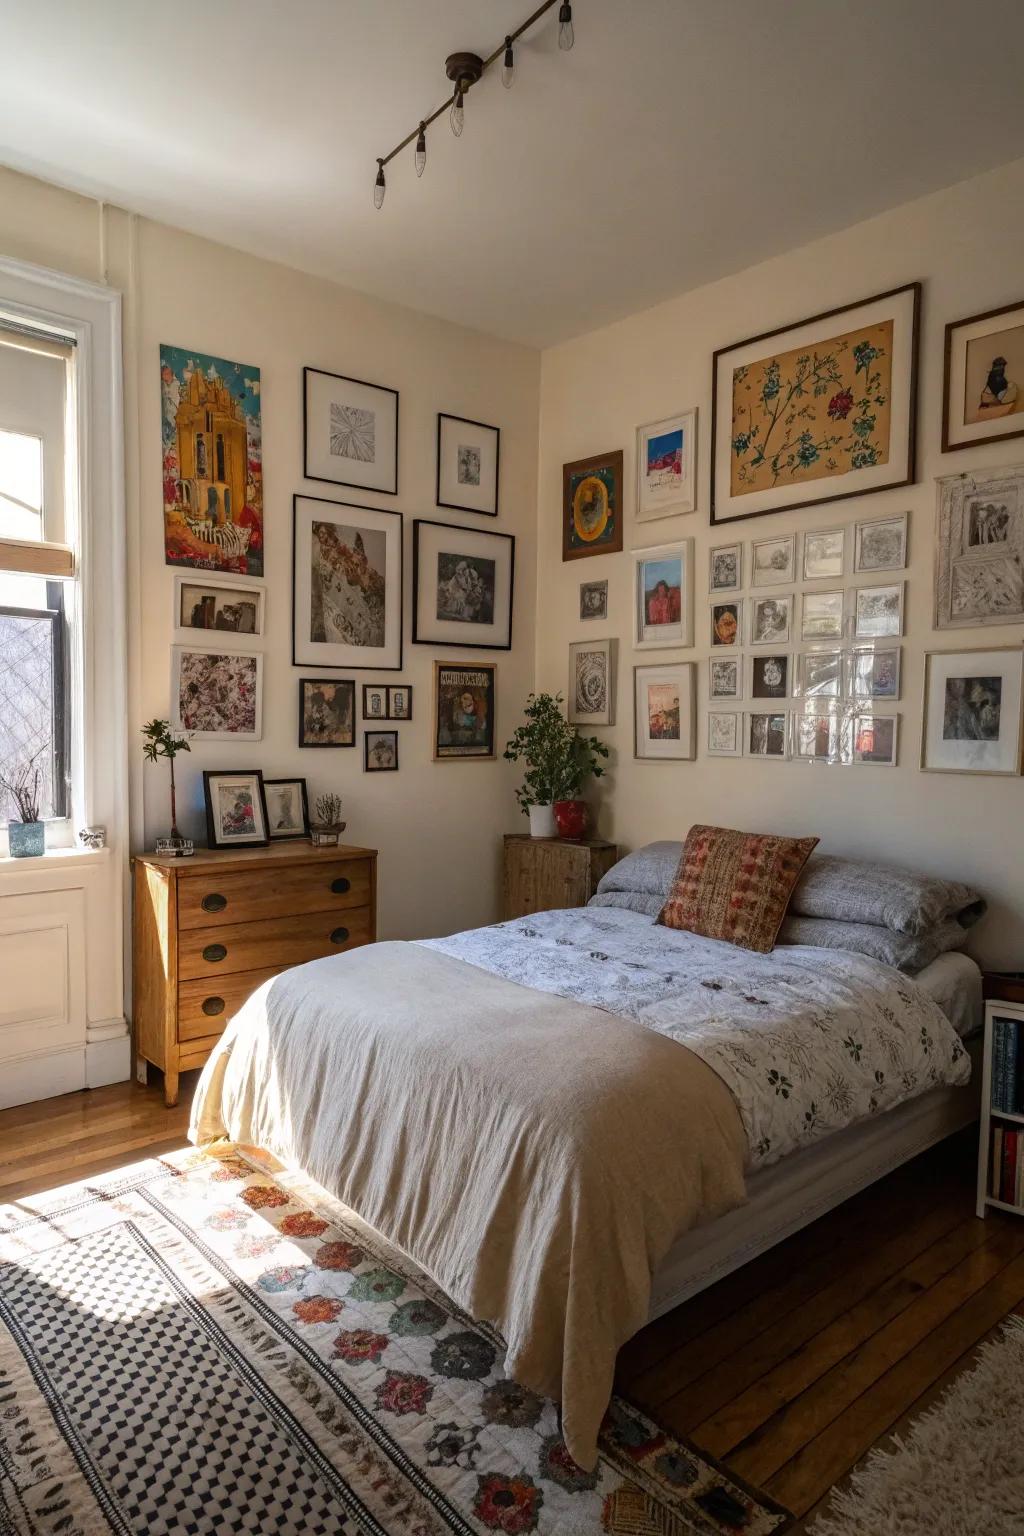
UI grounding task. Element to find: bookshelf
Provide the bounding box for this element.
[976,997,1024,1219]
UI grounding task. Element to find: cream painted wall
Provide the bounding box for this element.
[537,157,1024,969]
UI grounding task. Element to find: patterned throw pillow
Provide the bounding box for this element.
[658,824,819,953]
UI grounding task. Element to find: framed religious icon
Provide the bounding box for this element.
[921,647,1024,776]
[635,409,697,522]
[943,298,1024,452]
[433,661,497,760]
[412,520,514,650]
[303,366,398,495]
[292,494,403,670]
[632,540,694,649]
[633,662,696,759]
[436,412,500,516]
[562,449,624,561]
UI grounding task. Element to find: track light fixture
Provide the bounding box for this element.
[373,0,577,208]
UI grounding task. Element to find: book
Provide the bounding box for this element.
[1002,1128,1018,1205]
[992,1125,1004,1198]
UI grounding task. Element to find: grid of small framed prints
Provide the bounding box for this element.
[706,512,908,764]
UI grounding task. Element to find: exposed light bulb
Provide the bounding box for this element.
[502,37,514,88]
[450,84,465,136]
[373,159,386,209]
[414,123,427,177]
[558,0,574,49]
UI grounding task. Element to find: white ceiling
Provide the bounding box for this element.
[3,0,1024,348]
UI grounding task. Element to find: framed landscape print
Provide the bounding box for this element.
[854,512,907,573]
[851,713,898,766]
[795,649,842,700]
[174,574,264,644]
[802,527,845,581]
[568,638,615,726]
[709,543,742,593]
[848,645,901,701]
[303,367,398,495]
[711,282,920,523]
[749,594,793,646]
[579,579,608,621]
[921,647,1023,775]
[751,533,796,586]
[943,298,1024,452]
[364,730,399,772]
[707,711,742,757]
[632,540,694,649]
[746,710,789,759]
[171,646,262,741]
[292,495,403,670]
[709,655,741,701]
[298,678,356,748]
[263,777,310,839]
[800,589,844,641]
[854,581,904,639]
[711,600,742,648]
[633,662,696,760]
[436,412,500,517]
[562,449,624,561]
[412,520,514,650]
[935,465,1024,629]
[433,662,497,760]
[635,409,696,522]
[161,345,263,577]
[202,769,269,849]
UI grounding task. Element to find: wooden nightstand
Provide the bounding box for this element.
[976,973,1024,1219]
[133,842,377,1106]
[502,834,618,921]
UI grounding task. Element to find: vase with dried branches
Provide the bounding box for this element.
[1,751,45,858]
[311,792,346,848]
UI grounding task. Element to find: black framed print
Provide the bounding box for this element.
[303,367,398,495]
[293,494,403,671]
[262,777,310,839]
[436,413,500,517]
[412,519,514,650]
[388,685,412,720]
[202,770,269,849]
[298,677,356,747]
[364,729,399,772]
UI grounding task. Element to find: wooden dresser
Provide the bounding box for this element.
[133,842,377,1106]
[502,834,618,920]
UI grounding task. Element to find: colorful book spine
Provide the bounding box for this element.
[992,1125,1004,1199]
[992,1018,1021,1113]
[1003,1128,1019,1205]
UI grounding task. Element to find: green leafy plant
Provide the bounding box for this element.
[140,719,190,839]
[314,793,344,828]
[503,692,608,812]
[0,749,44,823]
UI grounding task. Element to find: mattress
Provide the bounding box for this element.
[914,950,983,1036]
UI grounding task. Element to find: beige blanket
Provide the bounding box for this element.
[190,942,746,1469]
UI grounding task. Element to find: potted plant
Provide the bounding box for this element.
[141,719,193,857]
[503,692,609,839]
[1,751,45,858]
[312,792,346,848]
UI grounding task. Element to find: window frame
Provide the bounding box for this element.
[0,582,70,822]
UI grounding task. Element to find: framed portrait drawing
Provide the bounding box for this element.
[802,527,845,582]
[854,581,904,639]
[436,413,499,517]
[298,677,356,748]
[795,649,842,700]
[854,512,907,573]
[709,543,742,593]
[433,661,496,760]
[633,662,696,760]
[263,777,310,839]
[568,638,615,726]
[202,770,269,850]
[292,495,403,671]
[635,409,696,522]
[709,655,742,701]
[711,600,742,648]
[632,540,694,649]
[751,534,796,586]
[921,647,1023,776]
[303,367,398,495]
[934,465,1024,629]
[711,282,920,523]
[851,713,898,766]
[364,730,399,772]
[943,298,1024,452]
[579,579,608,621]
[388,685,412,720]
[746,711,789,759]
[171,646,262,741]
[412,520,514,650]
[562,449,624,561]
[706,710,742,757]
[749,594,793,646]
[173,574,264,645]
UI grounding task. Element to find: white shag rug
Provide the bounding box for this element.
[812,1314,1024,1536]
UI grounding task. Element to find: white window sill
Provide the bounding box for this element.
[0,844,110,874]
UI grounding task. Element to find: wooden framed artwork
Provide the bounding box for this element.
[262,777,310,839]
[711,282,920,523]
[934,465,1024,629]
[562,449,624,561]
[632,539,694,649]
[921,647,1023,776]
[173,574,264,645]
[292,494,403,671]
[297,677,356,748]
[568,638,615,726]
[943,298,1024,452]
[303,367,398,495]
[364,730,399,772]
[202,769,269,849]
[635,409,696,522]
[171,646,263,741]
[412,519,514,650]
[436,413,500,517]
[633,661,696,760]
[433,661,497,760]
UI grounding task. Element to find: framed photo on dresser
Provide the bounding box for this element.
[262,778,310,839]
[412,520,514,649]
[292,495,403,671]
[202,770,269,849]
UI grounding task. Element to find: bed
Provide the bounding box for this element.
[190,858,981,1471]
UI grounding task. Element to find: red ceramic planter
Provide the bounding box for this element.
[553,799,588,839]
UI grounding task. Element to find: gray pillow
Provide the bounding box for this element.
[595,841,681,899]
[790,854,986,936]
[777,914,969,974]
[588,890,663,918]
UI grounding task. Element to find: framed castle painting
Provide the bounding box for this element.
[711,283,920,523]
[292,494,403,670]
[562,449,624,561]
[303,367,398,496]
[943,298,1024,452]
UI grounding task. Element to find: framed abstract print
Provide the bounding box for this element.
[749,594,793,646]
[746,711,789,759]
[635,409,696,522]
[711,282,920,523]
[292,495,403,670]
[562,449,624,561]
[851,713,898,766]
[633,662,695,760]
[854,512,907,573]
[751,533,796,586]
[436,412,500,517]
[202,770,269,850]
[709,655,742,701]
[303,367,398,495]
[711,600,742,648]
[706,710,742,757]
[921,647,1023,776]
[412,520,514,650]
[173,574,264,645]
[298,678,356,748]
[632,540,694,649]
[364,730,399,772]
[802,527,845,582]
[387,685,412,720]
[709,543,742,593]
[579,579,608,621]
[171,646,262,741]
[568,639,615,726]
[943,298,1024,452]
[854,581,904,639]
[934,465,1024,629]
[433,662,497,760]
[263,777,310,839]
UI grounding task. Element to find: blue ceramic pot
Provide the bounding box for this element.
[9,820,44,857]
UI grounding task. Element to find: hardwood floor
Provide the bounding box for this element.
[2,1083,1022,1524]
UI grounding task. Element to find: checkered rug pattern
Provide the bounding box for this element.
[0,1148,791,1535]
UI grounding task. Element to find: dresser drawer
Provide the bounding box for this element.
[176,858,372,930]
[177,967,281,1043]
[178,906,372,980]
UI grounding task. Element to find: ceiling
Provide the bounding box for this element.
[3,0,1024,348]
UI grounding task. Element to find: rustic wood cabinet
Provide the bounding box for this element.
[132,841,377,1106]
[502,834,618,920]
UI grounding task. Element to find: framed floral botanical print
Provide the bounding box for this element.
[303,367,398,495]
[943,298,1024,452]
[562,449,624,561]
[436,413,500,517]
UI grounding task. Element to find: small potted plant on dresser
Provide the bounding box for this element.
[503,691,609,838]
[312,793,347,848]
[1,751,45,857]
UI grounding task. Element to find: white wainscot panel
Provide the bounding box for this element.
[0,888,87,1105]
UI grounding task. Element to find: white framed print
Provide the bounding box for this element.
[569,638,615,726]
[847,645,901,701]
[632,539,694,649]
[173,573,265,646]
[412,519,514,650]
[793,710,842,763]
[707,710,742,757]
[709,655,742,701]
[709,542,742,593]
[802,526,845,581]
[303,367,398,495]
[749,593,793,646]
[854,581,904,638]
[633,661,696,759]
[851,713,898,766]
[711,599,742,648]
[635,409,697,522]
[436,413,500,517]
[746,710,789,759]
[854,512,908,573]
[292,494,403,671]
[800,589,845,641]
[921,646,1023,775]
[171,646,263,742]
[795,649,842,700]
[751,533,796,586]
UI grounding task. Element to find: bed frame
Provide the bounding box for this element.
[648,1035,982,1320]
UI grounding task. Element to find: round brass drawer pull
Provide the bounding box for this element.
[202,943,227,963]
[330,877,351,894]
[202,996,225,1016]
[202,893,227,913]
[330,927,350,945]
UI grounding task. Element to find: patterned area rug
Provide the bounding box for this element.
[0,1147,791,1535]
